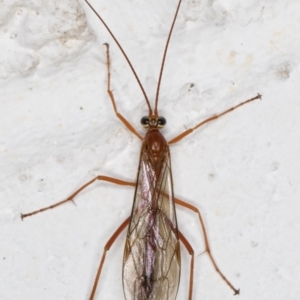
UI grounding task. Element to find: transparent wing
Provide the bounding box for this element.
[123,143,181,300]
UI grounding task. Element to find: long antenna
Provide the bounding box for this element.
[84,0,153,115]
[154,0,183,116]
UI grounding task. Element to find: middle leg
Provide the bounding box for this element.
[175,197,240,295]
[21,176,135,219]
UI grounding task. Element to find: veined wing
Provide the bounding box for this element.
[123,141,180,300]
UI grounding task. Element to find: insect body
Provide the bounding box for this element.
[123,118,179,300]
[21,0,261,299]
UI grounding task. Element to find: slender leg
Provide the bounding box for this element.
[21,176,135,219]
[89,217,130,300]
[104,43,143,141]
[168,93,261,144]
[178,230,194,300]
[175,197,240,295]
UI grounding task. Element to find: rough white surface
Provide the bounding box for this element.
[1,0,300,299]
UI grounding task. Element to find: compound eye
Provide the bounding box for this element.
[157,116,166,128]
[141,116,150,128]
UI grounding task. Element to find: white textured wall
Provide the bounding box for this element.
[1,0,299,299]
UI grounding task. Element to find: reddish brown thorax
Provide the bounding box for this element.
[144,129,167,165]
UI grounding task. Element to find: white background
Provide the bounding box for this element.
[1,0,300,299]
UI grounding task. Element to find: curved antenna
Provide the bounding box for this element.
[84,0,153,115]
[154,0,183,116]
